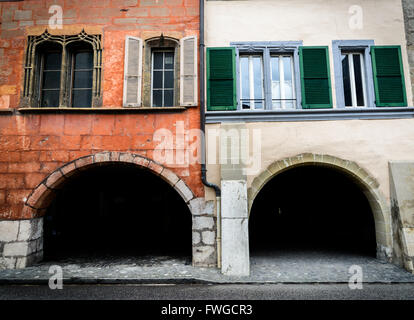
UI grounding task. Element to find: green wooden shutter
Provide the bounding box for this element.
[207,47,236,111]
[371,46,407,107]
[299,46,332,109]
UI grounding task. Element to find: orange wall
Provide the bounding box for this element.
[0,0,203,220]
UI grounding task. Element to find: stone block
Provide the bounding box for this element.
[202,231,215,245]
[3,242,29,257]
[221,180,248,219]
[0,220,19,242]
[175,179,194,203]
[17,218,43,241]
[192,232,200,245]
[221,217,250,276]
[0,257,16,269]
[193,216,214,230]
[193,245,216,267]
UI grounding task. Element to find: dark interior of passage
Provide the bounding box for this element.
[43,163,192,261]
[249,165,377,256]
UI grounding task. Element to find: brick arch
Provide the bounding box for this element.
[248,153,392,260]
[24,151,195,215]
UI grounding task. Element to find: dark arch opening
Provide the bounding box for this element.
[249,165,377,257]
[43,163,192,262]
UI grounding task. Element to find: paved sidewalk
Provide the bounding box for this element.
[0,252,413,284]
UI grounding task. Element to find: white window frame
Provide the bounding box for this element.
[341,52,368,108]
[151,49,175,107]
[239,54,265,110]
[270,54,296,109]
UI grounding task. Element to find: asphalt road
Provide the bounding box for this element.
[0,283,413,300]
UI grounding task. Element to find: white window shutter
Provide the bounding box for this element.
[123,36,143,107]
[180,36,198,106]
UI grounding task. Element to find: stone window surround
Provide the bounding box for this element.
[231,41,303,110]
[332,40,376,109]
[142,36,181,108]
[20,29,103,109]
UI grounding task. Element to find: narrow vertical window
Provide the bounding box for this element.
[70,49,93,108]
[341,52,367,107]
[239,55,264,110]
[270,55,296,109]
[38,46,62,107]
[152,50,174,107]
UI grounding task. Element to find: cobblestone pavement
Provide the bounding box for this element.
[0,251,413,284]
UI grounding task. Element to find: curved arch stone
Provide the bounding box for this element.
[248,153,392,260]
[25,151,195,212]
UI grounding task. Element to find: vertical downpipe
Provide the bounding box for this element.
[199,0,222,268]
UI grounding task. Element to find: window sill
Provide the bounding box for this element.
[0,108,14,114]
[205,107,414,123]
[16,107,188,114]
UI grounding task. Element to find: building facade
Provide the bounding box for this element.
[204,0,414,275]
[0,0,219,269]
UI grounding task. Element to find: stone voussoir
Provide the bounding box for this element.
[26,183,48,209]
[44,169,64,189]
[175,179,195,203]
[160,168,179,186]
[94,152,111,163]
[148,160,164,175]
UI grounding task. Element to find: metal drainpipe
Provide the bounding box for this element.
[199,0,222,269]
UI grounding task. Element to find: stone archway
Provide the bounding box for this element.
[25,151,196,214]
[248,153,392,261]
[12,152,217,269]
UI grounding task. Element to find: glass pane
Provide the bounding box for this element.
[353,54,365,106]
[164,89,174,107]
[164,52,174,69]
[153,52,163,70]
[253,56,263,109]
[41,90,60,107]
[44,52,61,70]
[240,56,250,101]
[283,56,294,108]
[341,54,352,107]
[164,71,174,89]
[74,51,93,69]
[152,90,162,107]
[270,56,281,109]
[72,89,92,108]
[153,71,163,89]
[73,70,92,89]
[42,71,61,89]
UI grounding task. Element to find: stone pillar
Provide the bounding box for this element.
[389,162,414,273]
[0,218,43,269]
[402,0,414,98]
[220,123,250,276]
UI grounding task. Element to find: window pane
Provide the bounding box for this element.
[341,54,352,107]
[72,89,92,108]
[253,56,263,109]
[164,89,174,107]
[42,71,61,89]
[44,52,61,70]
[73,70,92,89]
[270,56,281,109]
[283,56,294,108]
[353,54,365,106]
[153,71,163,89]
[164,71,174,89]
[74,52,93,69]
[153,52,163,70]
[41,90,60,107]
[164,52,174,69]
[240,56,250,101]
[153,90,162,107]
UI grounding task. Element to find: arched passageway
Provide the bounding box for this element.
[249,165,377,258]
[43,163,192,262]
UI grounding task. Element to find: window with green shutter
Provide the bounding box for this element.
[299,46,332,109]
[207,47,237,111]
[371,46,407,107]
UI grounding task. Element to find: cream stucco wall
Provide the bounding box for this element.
[205,0,413,107]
